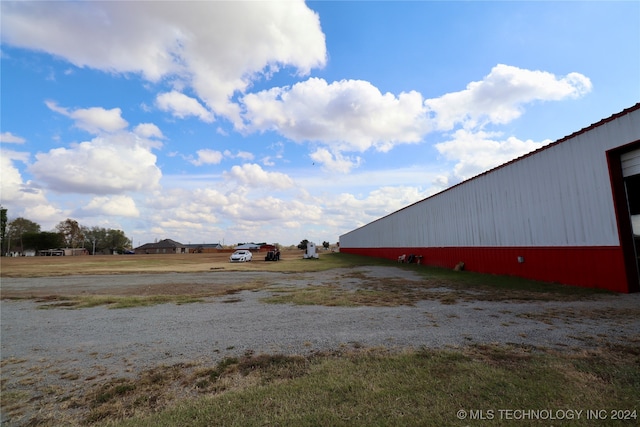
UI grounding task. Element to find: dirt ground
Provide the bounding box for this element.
[0,251,360,300]
[0,250,305,281]
[2,253,640,426]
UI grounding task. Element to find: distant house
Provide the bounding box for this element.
[234,243,277,252]
[38,248,88,256]
[259,244,277,252]
[134,239,187,254]
[185,243,224,253]
[235,243,261,251]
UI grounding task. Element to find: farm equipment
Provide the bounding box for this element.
[264,250,280,261]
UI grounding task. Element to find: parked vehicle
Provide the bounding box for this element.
[229,250,253,262]
[303,241,319,259]
[264,250,280,261]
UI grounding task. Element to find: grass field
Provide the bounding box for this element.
[1,252,638,426]
[0,249,327,277]
[2,251,609,309]
[94,344,639,427]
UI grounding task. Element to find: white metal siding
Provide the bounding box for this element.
[621,148,640,177]
[341,107,640,249]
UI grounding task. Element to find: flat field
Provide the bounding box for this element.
[0,249,317,278]
[1,252,639,427]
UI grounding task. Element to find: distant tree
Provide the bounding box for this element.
[7,217,41,253]
[322,241,330,250]
[0,206,7,255]
[22,231,64,252]
[56,218,84,248]
[82,226,106,254]
[297,239,309,250]
[83,226,131,254]
[106,229,131,253]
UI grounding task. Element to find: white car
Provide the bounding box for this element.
[229,250,253,262]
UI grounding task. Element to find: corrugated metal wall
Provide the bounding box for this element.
[621,148,640,177]
[341,107,640,250]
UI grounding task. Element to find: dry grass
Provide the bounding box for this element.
[2,252,632,426]
[261,271,608,308]
[517,306,640,326]
[3,252,610,308]
[25,279,269,309]
[0,249,321,278]
[4,344,637,426]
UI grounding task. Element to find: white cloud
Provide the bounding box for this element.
[323,185,428,227]
[239,65,590,176]
[241,78,429,152]
[0,132,25,144]
[310,148,361,174]
[262,157,276,167]
[22,203,65,226]
[191,149,224,166]
[138,164,439,246]
[238,197,322,224]
[0,149,63,224]
[1,150,34,202]
[435,129,550,181]
[261,141,285,167]
[80,195,140,217]
[236,151,254,161]
[29,132,162,194]
[223,163,294,189]
[222,150,255,161]
[134,123,164,140]
[46,101,128,134]
[156,91,214,123]
[424,64,592,131]
[2,1,326,124]
[292,165,442,194]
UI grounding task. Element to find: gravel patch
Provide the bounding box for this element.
[2,266,639,425]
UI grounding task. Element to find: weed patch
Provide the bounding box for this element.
[91,345,640,427]
[256,253,612,309]
[36,295,204,309]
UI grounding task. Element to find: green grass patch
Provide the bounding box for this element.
[259,253,608,308]
[22,253,611,309]
[330,253,613,302]
[271,253,613,306]
[263,285,362,306]
[95,345,639,427]
[262,282,434,307]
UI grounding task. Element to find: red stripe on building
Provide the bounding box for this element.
[340,246,629,293]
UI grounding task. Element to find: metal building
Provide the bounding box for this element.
[339,104,640,293]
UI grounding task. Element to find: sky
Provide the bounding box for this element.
[1,1,639,248]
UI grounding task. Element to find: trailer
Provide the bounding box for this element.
[303,242,319,259]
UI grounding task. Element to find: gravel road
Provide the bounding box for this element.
[2,266,639,425]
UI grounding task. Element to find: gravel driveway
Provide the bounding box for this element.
[2,266,639,425]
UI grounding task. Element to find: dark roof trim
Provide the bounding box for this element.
[135,238,185,249]
[184,243,223,248]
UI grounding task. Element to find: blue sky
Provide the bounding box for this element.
[1,1,639,247]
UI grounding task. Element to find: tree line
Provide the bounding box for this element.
[0,207,131,256]
[297,239,331,250]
